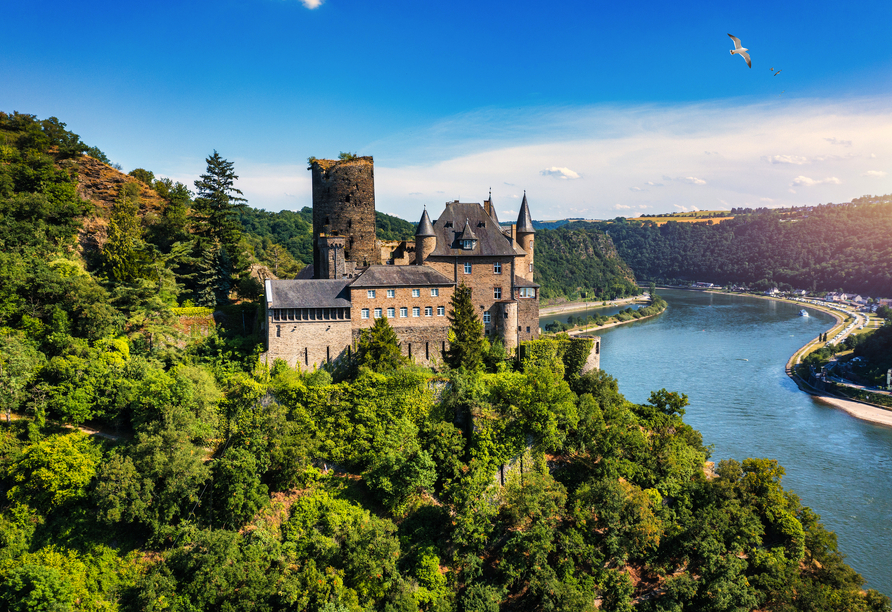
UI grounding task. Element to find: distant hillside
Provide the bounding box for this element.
[534,223,639,302]
[598,200,892,296]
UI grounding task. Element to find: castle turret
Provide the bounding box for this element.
[415,207,436,265]
[310,156,378,275]
[516,192,535,282]
[317,234,346,279]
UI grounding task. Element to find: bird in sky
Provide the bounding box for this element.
[773,69,782,76]
[728,33,751,68]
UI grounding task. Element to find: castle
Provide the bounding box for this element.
[262,156,541,368]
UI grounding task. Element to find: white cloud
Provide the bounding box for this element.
[637,204,650,209]
[673,204,690,212]
[408,192,423,196]
[791,176,842,187]
[862,170,887,177]
[718,199,730,208]
[300,0,323,8]
[870,153,877,158]
[760,197,774,202]
[362,97,892,220]
[629,186,644,192]
[763,154,809,165]
[540,166,581,180]
[502,209,517,215]
[825,137,853,147]
[679,176,706,185]
[614,204,632,210]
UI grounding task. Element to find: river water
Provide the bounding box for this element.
[596,289,892,594]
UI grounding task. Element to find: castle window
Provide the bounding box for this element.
[367,290,376,299]
[361,308,369,319]
[276,325,281,337]
[430,288,439,297]
[445,221,453,228]
[483,312,491,324]
[462,239,475,250]
[529,263,533,273]
[387,307,395,318]
[412,289,421,297]
[400,307,408,317]
[374,308,382,319]
[494,287,502,299]
[518,325,522,331]
[596,342,600,354]
[387,289,395,298]
[425,306,433,317]
[437,306,445,316]
[464,262,472,274]
[526,326,530,333]
[519,288,535,298]
[412,307,420,317]
[494,262,502,274]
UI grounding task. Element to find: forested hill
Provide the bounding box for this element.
[599,201,892,296]
[534,223,640,302]
[1,111,890,611]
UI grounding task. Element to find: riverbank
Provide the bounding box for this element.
[540,294,648,316]
[541,297,667,336]
[662,286,892,427]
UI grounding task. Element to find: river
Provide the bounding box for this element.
[596,288,892,594]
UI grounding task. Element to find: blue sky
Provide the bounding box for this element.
[3,0,891,220]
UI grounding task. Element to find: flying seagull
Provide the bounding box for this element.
[773,69,782,76]
[728,33,751,68]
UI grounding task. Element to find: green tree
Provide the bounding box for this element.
[445,282,484,371]
[0,564,75,612]
[191,151,247,256]
[0,332,44,424]
[128,168,154,186]
[355,316,407,372]
[7,433,101,511]
[103,182,145,283]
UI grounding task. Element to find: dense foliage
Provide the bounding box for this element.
[0,113,888,611]
[597,201,892,296]
[533,224,641,302]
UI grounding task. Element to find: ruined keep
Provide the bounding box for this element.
[311,156,378,271]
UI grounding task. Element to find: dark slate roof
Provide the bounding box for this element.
[267,279,352,308]
[429,202,518,257]
[514,274,540,288]
[349,265,455,288]
[516,193,535,234]
[457,218,478,241]
[415,208,436,237]
[295,264,315,279]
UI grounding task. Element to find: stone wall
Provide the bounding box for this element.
[516,295,540,342]
[353,325,450,365]
[348,285,453,331]
[267,317,353,369]
[311,157,378,268]
[576,334,602,373]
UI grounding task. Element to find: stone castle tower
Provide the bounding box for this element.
[310,156,378,274]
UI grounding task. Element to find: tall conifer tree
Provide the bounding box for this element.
[445,282,484,371]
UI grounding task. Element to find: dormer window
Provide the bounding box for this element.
[462,239,476,250]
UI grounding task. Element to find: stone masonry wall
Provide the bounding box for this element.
[311,157,378,267]
[267,317,353,369]
[352,325,450,365]
[349,285,453,332]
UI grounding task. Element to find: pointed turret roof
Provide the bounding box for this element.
[457,218,478,241]
[516,192,535,234]
[415,208,436,237]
